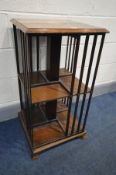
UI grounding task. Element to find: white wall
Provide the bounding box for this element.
[0,0,116,121]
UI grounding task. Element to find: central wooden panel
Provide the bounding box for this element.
[46,35,62,120]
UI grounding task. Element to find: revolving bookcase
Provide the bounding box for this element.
[11,19,109,159]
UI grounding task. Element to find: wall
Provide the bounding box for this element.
[0,0,116,121]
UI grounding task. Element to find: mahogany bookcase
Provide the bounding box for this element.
[11,19,109,159]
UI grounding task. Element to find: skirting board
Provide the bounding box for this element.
[0,81,116,122]
[0,101,20,122]
[93,81,116,97]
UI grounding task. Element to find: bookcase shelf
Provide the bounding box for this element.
[31,82,69,104]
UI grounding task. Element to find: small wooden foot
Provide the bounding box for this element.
[32,154,39,160]
[80,133,88,140]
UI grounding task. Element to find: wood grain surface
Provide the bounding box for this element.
[11,19,109,34]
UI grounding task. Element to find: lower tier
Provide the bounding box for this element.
[19,110,87,159]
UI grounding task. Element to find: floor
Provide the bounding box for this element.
[0,92,116,175]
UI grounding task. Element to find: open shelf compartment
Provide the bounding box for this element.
[40,100,68,114]
[60,75,90,95]
[19,110,79,148]
[19,71,47,87]
[19,69,90,99]
[21,100,69,128]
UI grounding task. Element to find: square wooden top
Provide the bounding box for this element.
[11,19,109,34]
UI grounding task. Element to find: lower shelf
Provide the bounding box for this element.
[33,120,64,147]
[32,110,79,147]
[19,109,86,157]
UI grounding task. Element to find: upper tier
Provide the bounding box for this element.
[11,19,109,34]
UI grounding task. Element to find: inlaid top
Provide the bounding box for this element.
[11,19,109,34]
